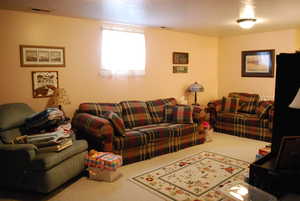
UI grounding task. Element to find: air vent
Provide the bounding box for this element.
[31,8,52,13]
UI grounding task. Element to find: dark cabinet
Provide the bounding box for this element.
[249,53,300,196]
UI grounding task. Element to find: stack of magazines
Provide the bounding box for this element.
[26,130,73,152]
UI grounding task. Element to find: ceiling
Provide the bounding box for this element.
[1,0,300,36]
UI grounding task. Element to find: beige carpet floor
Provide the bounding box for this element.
[0,132,270,201]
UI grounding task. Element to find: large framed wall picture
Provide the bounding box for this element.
[20,45,65,67]
[241,49,275,77]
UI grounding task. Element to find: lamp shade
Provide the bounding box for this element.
[188,82,204,92]
[47,88,71,107]
[289,88,300,109]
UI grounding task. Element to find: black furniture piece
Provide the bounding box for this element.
[249,53,300,197]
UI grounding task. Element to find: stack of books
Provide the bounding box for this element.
[25,130,73,152]
[256,144,271,160]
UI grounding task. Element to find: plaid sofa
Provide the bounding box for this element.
[207,92,274,142]
[72,98,207,165]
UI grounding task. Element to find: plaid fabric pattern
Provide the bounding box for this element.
[84,152,122,171]
[100,111,126,136]
[72,113,114,151]
[164,105,174,122]
[192,106,206,123]
[256,101,273,119]
[162,97,177,106]
[114,126,204,165]
[215,112,272,142]
[146,99,166,123]
[221,97,240,113]
[229,92,259,114]
[120,101,152,128]
[79,103,122,117]
[172,105,193,124]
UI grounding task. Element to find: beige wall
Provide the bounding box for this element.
[218,29,297,100]
[0,10,218,117]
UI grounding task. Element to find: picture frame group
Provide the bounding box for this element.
[20,45,65,67]
[241,49,275,77]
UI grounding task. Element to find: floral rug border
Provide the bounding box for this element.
[129,151,250,201]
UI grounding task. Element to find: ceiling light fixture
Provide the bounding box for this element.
[237,18,257,29]
[237,0,257,29]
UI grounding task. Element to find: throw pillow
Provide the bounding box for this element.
[172,105,194,124]
[146,99,165,123]
[221,97,240,113]
[100,111,126,136]
[256,101,273,119]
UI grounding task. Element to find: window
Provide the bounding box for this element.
[101,29,146,76]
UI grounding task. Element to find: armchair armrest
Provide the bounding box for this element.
[72,113,114,152]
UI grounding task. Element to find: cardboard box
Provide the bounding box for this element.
[88,167,122,182]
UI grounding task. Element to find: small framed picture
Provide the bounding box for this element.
[173,52,189,64]
[241,49,275,77]
[173,66,188,73]
[32,71,59,98]
[20,45,65,67]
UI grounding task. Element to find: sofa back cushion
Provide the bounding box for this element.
[79,103,122,117]
[221,97,240,113]
[120,101,152,128]
[146,98,177,123]
[146,99,166,123]
[229,92,259,114]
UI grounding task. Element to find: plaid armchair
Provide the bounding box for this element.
[207,93,274,142]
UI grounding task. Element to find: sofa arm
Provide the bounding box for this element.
[192,106,207,123]
[207,99,222,128]
[72,113,114,152]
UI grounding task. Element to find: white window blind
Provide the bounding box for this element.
[101,28,146,77]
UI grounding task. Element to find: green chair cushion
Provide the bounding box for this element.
[0,103,35,131]
[28,140,88,171]
[0,128,22,144]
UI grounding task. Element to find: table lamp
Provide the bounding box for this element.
[188,82,204,105]
[289,88,300,109]
[47,88,71,113]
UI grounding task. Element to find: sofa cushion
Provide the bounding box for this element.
[162,97,177,106]
[100,111,126,136]
[217,112,268,128]
[28,140,88,171]
[0,103,35,131]
[256,101,273,119]
[221,97,240,113]
[120,101,152,128]
[79,103,122,117]
[229,92,259,114]
[172,105,193,124]
[164,105,174,122]
[114,130,149,150]
[146,99,166,123]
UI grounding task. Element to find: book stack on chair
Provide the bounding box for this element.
[26,130,73,152]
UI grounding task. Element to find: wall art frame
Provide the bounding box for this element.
[241,49,275,77]
[173,52,189,64]
[32,71,59,98]
[20,45,65,67]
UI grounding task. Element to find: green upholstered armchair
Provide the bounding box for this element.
[0,103,88,193]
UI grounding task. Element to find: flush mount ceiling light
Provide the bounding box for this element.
[237,18,257,29]
[237,0,257,29]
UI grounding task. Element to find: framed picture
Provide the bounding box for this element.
[173,66,188,73]
[173,52,189,64]
[20,45,65,67]
[32,71,59,98]
[241,49,275,77]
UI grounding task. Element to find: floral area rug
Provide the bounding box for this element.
[129,151,249,201]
